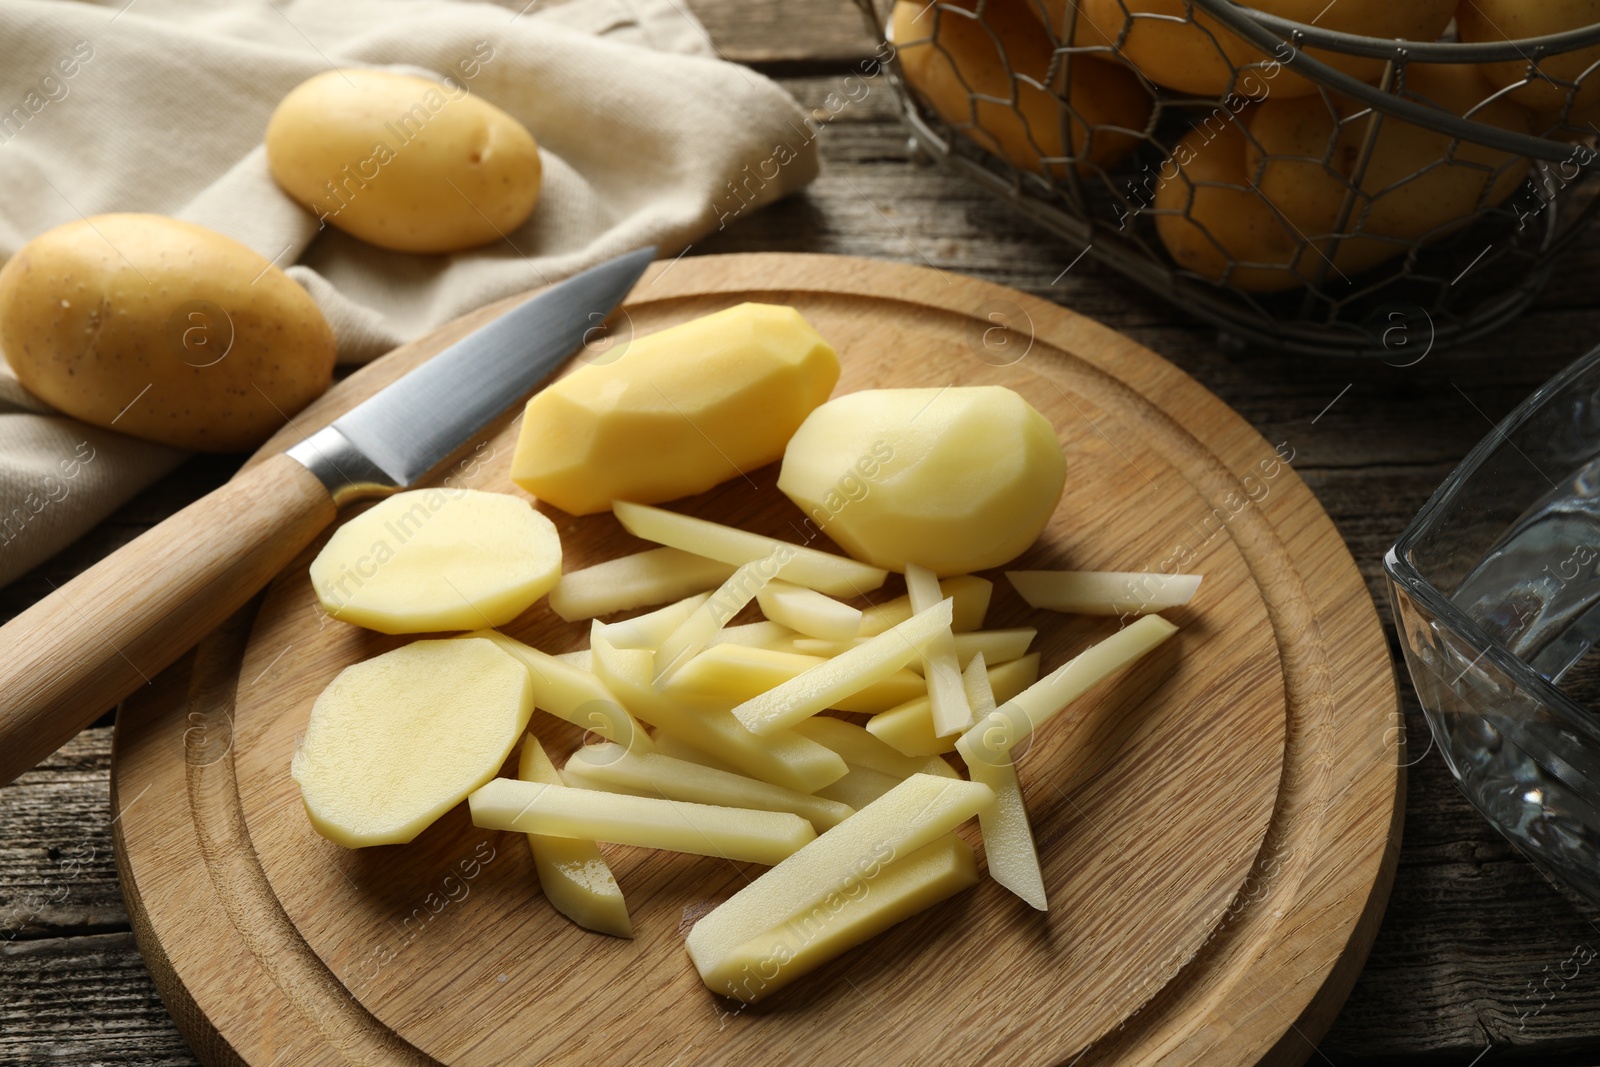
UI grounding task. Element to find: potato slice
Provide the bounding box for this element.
[685,774,993,984]
[867,653,1041,756]
[711,835,978,1002]
[859,574,992,635]
[563,744,854,829]
[309,489,561,634]
[778,388,1066,575]
[470,778,815,865]
[755,580,862,641]
[815,765,901,809]
[655,562,780,684]
[664,644,925,714]
[732,599,953,735]
[511,303,841,515]
[962,615,1178,754]
[1007,570,1202,616]
[906,563,972,736]
[518,736,633,938]
[468,631,652,754]
[291,638,532,847]
[612,501,887,597]
[590,627,847,793]
[792,717,957,780]
[555,649,591,670]
[549,547,735,622]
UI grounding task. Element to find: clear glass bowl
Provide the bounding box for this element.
[1387,345,1600,907]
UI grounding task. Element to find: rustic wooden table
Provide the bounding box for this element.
[7,3,1600,1064]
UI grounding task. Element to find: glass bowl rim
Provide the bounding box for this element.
[1384,342,1600,731]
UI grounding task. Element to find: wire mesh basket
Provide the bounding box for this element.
[855,0,1600,357]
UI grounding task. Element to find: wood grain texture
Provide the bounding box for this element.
[5,15,1600,1064]
[0,453,337,788]
[106,253,1397,1066]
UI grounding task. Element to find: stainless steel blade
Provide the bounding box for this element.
[319,247,654,490]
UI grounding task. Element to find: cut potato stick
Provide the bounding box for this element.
[590,627,847,793]
[868,653,1041,756]
[793,717,957,780]
[655,563,778,684]
[815,765,901,809]
[858,574,992,636]
[563,744,854,830]
[709,621,796,649]
[961,615,1178,756]
[1007,570,1202,616]
[603,593,711,651]
[791,628,1037,671]
[612,500,888,597]
[554,649,591,670]
[755,580,862,641]
[470,631,652,754]
[470,778,815,865]
[906,564,971,736]
[652,731,743,775]
[953,661,1045,909]
[664,644,925,715]
[710,835,978,1002]
[518,737,633,938]
[732,599,954,735]
[684,774,994,981]
[549,547,735,621]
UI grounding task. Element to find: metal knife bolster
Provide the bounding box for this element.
[285,425,400,507]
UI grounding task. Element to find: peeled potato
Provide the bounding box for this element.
[291,638,533,847]
[891,0,1150,175]
[1074,0,1456,98]
[0,214,335,451]
[310,488,561,633]
[266,69,541,253]
[778,387,1065,576]
[1458,0,1600,127]
[513,303,840,515]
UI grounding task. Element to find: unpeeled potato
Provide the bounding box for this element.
[1458,0,1600,127]
[1071,0,1457,98]
[1155,67,1535,292]
[890,0,1151,176]
[0,214,335,451]
[266,69,541,254]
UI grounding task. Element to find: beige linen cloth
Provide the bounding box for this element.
[0,0,819,588]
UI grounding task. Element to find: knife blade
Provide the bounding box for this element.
[0,246,656,787]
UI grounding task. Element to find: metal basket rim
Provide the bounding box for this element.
[1189,0,1600,64]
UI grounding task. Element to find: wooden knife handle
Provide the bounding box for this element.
[0,451,337,786]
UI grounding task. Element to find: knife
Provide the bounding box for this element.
[0,246,656,787]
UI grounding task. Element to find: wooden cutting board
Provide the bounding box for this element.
[110,253,1402,1067]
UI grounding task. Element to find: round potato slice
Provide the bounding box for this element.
[291,637,534,847]
[778,387,1066,576]
[310,488,561,633]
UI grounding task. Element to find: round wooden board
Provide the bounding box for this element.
[111,253,1402,1067]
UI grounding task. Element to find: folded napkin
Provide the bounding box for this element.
[0,0,818,589]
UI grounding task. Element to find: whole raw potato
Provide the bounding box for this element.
[1458,0,1600,126]
[0,214,335,452]
[266,69,541,253]
[891,0,1150,176]
[1073,0,1456,98]
[778,387,1066,576]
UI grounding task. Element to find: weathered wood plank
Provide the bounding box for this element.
[686,0,875,66]
[4,50,1600,1065]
